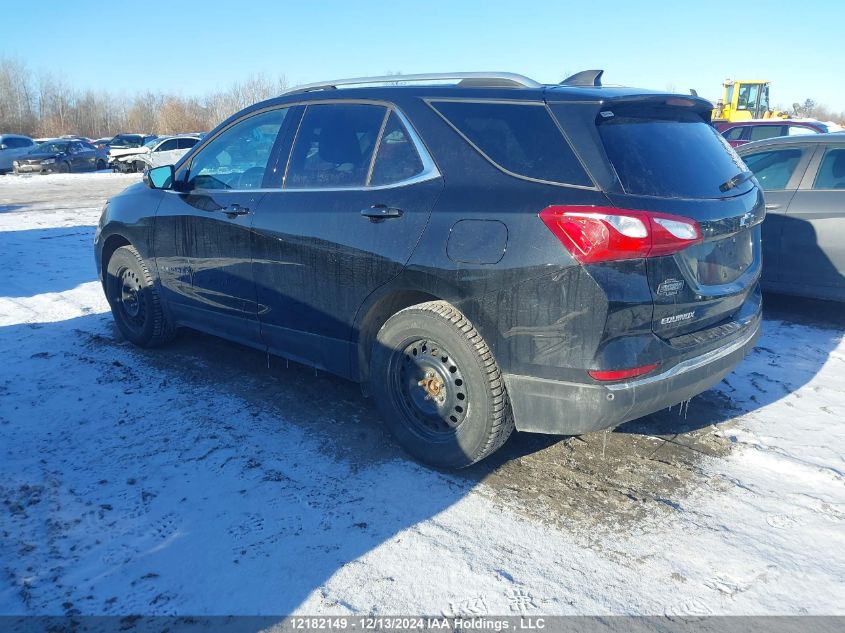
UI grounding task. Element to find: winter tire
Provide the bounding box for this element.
[105,245,174,347]
[370,300,514,469]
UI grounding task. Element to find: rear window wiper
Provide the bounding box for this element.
[719,170,754,193]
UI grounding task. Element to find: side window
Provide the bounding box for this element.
[188,108,287,190]
[431,101,592,186]
[70,142,83,153]
[749,125,786,141]
[178,137,199,150]
[155,139,179,152]
[369,112,425,186]
[286,103,386,189]
[813,148,845,190]
[787,126,816,137]
[742,149,803,191]
[723,127,744,141]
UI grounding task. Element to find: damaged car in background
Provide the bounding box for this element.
[112,134,201,173]
[106,133,158,166]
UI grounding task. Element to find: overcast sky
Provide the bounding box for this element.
[3,0,842,110]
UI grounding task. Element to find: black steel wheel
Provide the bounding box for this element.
[370,300,514,468]
[105,245,174,347]
[115,265,146,334]
[392,338,469,438]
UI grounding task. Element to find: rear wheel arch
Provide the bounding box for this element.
[355,289,440,386]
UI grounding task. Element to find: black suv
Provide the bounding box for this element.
[95,71,763,468]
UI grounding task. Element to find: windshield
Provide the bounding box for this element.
[143,138,160,149]
[31,142,70,154]
[597,106,752,199]
[110,135,143,147]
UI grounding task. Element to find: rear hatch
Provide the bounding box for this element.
[549,94,764,341]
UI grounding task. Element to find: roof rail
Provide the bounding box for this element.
[560,69,604,87]
[282,72,543,96]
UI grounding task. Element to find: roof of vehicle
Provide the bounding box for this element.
[737,133,845,152]
[268,71,713,109]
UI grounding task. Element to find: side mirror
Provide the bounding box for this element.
[145,164,175,190]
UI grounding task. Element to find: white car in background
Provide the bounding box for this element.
[0,134,36,174]
[113,135,201,173]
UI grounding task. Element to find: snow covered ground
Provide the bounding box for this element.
[0,173,843,617]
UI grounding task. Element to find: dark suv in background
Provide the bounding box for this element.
[95,71,762,468]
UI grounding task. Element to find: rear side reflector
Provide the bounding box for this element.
[588,363,659,381]
[539,205,702,264]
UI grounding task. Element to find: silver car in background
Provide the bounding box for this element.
[739,133,845,301]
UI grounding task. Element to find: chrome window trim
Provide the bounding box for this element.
[425,97,600,191]
[282,101,440,192]
[181,99,441,195]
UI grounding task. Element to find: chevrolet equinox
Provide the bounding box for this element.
[95,70,763,468]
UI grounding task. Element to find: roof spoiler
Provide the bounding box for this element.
[560,69,603,87]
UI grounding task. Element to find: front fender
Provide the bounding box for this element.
[94,182,165,283]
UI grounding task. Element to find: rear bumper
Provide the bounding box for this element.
[504,315,760,435]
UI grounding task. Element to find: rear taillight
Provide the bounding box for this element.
[539,205,702,264]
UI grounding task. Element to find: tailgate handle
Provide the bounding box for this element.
[361,205,403,221]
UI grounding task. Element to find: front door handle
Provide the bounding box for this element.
[361,205,403,221]
[223,203,250,217]
[765,203,781,211]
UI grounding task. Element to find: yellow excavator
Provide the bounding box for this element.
[709,79,790,123]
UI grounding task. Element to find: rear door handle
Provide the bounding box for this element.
[223,203,250,217]
[361,205,403,221]
[765,203,781,211]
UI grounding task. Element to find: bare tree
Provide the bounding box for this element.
[0,58,38,135]
[5,60,546,138]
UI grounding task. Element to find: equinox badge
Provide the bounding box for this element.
[661,311,696,325]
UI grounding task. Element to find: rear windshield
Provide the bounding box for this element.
[597,106,751,199]
[431,101,592,187]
